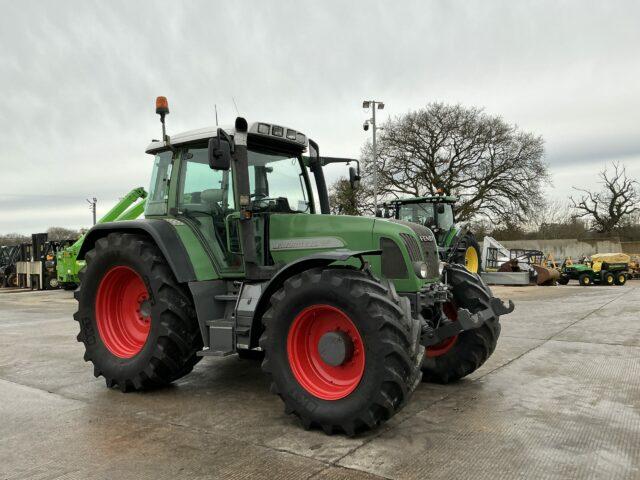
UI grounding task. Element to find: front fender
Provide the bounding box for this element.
[249,249,381,347]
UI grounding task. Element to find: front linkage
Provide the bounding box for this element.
[413,264,515,383]
[420,278,514,348]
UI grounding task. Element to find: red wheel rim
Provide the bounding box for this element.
[95,266,151,358]
[287,304,365,401]
[426,302,459,358]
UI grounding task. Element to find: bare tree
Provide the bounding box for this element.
[46,226,81,241]
[0,233,29,246]
[570,162,639,233]
[329,179,375,215]
[360,103,548,225]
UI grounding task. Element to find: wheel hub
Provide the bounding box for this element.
[318,331,354,366]
[138,298,152,320]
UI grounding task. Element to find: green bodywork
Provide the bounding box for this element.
[56,188,148,285]
[151,210,436,291]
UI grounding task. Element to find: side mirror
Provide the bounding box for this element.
[349,166,361,190]
[208,129,234,170]
[437,204,445,214]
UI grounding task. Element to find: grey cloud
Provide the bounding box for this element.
[0,0,639,233]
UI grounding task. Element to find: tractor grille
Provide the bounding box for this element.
[389,219,440,279]
[380,237,409,278]
[400,233,423,263]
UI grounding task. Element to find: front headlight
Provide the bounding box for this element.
[438,262,446,275]
[413,261,429,278]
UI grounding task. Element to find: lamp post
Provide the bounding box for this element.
[362,100,384,215]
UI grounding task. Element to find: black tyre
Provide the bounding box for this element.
[74,233,203,392]
[453,233,482,274]
[579,273,592,286]
[602,272,615,286]
[557,276,570,285]
[260,267,422,435]
[421,264,501,384]
[614,272,627,286]
[62,282,78,291]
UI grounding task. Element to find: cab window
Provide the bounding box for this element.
[178,148,235,214]
[248,150,313,213]
[145,151,173,216]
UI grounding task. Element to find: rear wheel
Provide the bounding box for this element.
[615,273,627,286]
[74,233,203,391]
[454,234,482,274]
[579,273,592,286]
[602,272,615,286]
[260,268,422,435]
[421,264,501,384]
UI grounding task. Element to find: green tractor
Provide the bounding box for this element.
[384,196,482,273]
[56,187,148,290]
[73,97,513,434]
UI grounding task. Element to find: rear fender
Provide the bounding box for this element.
[77,220,196,283]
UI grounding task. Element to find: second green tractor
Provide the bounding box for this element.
[73,98,513,435]
[384,196,482,273]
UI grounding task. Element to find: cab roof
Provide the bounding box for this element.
[145,121,308,154]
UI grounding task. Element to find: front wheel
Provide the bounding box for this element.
[557,276,570,285]
[260,268,422,435]
[421,264,501,384]
[579,273,592,286]
[74,233,203,391]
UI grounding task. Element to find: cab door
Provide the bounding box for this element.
[175,144,243,274]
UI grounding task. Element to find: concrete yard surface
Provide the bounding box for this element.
[0,284,639,479]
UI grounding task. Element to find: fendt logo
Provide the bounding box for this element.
[419,235,433,242]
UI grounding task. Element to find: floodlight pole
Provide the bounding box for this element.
[372,105,377,214]
[87,197,97,225]
[363,100,384,215]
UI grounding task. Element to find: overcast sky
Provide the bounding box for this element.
[1,0,639,234]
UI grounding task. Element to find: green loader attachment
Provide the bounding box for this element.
[56,187,147,289]
[72,98,513,435]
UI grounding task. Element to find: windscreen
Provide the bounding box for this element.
[398,203,435,227]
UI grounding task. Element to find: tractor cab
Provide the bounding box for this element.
[144,118,341,280]
[385,195,457,241]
